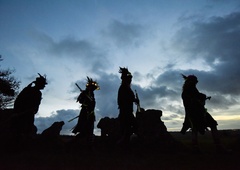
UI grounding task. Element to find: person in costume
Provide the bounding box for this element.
[72,77,99,148]
[12,73,47,139]
[117,67,139,147]
[181,74,226,153]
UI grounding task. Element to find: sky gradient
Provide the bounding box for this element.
[1,0,240,135]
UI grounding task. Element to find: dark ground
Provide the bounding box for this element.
[0,130,239,170]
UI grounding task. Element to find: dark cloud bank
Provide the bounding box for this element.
[173,12,240,106]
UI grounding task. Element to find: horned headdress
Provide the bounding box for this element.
[34,73,47,85]
[119,67,132,79]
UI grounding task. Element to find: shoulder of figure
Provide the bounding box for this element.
[81,90,87,95]
[19,85,33,95]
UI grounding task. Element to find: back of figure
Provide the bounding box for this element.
[118,83,135,116]
[181,74,206,134]
[11,73,47,137]
[14,84,42,114]
[181,74,227,153]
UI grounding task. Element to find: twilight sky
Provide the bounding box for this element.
[1,0,240,135]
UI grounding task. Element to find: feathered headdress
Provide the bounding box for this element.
[119,67,132,79]
[35,73,47,85]
[181,74,198,82]
[181,74,188,80]
[86,76,100,90]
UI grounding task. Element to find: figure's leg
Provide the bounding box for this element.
[132,116,138,135]
[117,119,132,149]
[86,121,95,149]
[180,114,190,134]
[206,112,229,153]
[210,126,228,153]
[191,129,200,153]
[211,126,220,145]
[124,120,132,146]
[181,121,190,135]
[117,117,127,146]
[24,114,35,141]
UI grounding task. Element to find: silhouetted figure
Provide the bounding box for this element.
[180,74,225,153]
[117,67,139,147]
[11,73,47,140]
[72,77,99,148]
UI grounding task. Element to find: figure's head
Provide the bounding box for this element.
[182,74,198,89]
[182,74,198,84]
[119,67,132,85]
[34,73,47,89]
[86,76,100,91]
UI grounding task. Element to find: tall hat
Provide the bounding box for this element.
[181,74,198,82]
[34,73,47,85]
[86,76,100,90]
[119,67,132,79]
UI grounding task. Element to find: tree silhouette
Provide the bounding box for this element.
[0,56,20,109]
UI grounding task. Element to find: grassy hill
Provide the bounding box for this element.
[0,130,239,170]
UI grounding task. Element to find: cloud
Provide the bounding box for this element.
[102,19,145,48]
[32,30,111,73]
[171,12,240,109]
[162,113,181,120]
[94,73,120,117]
